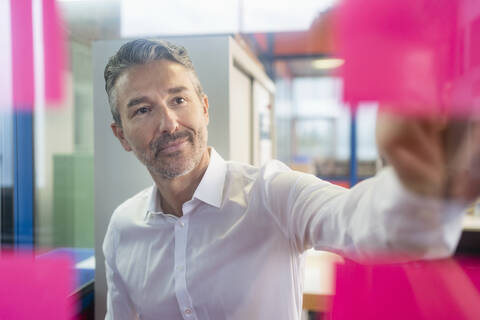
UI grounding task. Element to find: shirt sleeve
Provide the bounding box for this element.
[264,162,464,259]
[103,217,138,320]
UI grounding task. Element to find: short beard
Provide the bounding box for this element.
[152,152,199,179]
[139,128,207,180]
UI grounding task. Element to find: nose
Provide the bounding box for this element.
[159,107,179,134]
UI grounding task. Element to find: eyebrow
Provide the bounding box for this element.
[127,96,149,108]
[126,87,189,108]
[167,86,188,94]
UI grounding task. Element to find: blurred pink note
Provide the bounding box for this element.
[331,258,480,320]
[338,0,480,116]
[5,0,66,110]
[0,253,74,320]
[42,0,66,105]
[10,0,35,110]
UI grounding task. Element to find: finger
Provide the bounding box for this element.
[387,145,446,197]
[377,114,445,170]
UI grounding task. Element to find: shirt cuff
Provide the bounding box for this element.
[376,167,465,259]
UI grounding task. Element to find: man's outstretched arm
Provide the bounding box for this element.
[263,113,472,259]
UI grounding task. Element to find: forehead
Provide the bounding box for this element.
[114,60,197,106]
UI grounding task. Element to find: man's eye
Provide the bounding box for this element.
[173,97,186,105]
[134,106,150,115]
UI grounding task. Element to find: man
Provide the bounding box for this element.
[103,39,465,320]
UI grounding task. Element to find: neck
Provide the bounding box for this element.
[150,149,210,217]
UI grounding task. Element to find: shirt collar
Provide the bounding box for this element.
[146,185,161,216]
[145,147,226,217]
[192,147,226,208]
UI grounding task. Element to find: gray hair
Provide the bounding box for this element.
[104,39,204,125]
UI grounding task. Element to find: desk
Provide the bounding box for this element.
[39,248,95,318]
[41,248,336,313]
[40,248,95,290]
[302,250,342,312]
[463,215,480,231]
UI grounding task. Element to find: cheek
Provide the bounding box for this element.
[195,109,209,128]
[177,111,203,131]
[193,119,208,137]
[125,126,155,150]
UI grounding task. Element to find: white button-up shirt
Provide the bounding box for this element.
[103,148,463,320]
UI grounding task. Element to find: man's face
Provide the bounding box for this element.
[111,59,209,179]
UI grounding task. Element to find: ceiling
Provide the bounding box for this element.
[59,0,338,78]
[58,0,120,44]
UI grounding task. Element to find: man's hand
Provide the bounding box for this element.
[376,111,480,203]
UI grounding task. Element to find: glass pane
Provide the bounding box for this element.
[34,40,94,250]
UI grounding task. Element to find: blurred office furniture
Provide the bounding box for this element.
[92,35,275,319]
[0,187,13,246]
[53,153,94,248]
[457,201,480,255]
[40,248,95,319]
[303,250,342,315]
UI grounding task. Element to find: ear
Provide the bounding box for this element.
[111,122,133,152]
[202,94,209,125]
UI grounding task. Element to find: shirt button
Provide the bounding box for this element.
[184,308,192,315]
[176,265,184,271]
[178,221,185,227]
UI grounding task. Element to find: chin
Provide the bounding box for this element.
[146,142,207,179]
[153,158,198,180]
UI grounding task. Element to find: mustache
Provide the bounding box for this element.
[150,130,194,154]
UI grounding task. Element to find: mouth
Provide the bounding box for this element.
[158,137,188,154]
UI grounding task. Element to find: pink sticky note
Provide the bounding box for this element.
[330,258,480,320]
[7,0,67,110]
[0,253,74,320]
[42,0,66,105]
[10,0,35,110]
[337,0,480,116]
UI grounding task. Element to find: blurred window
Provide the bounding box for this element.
[120,0,337,36]
[275,76,378,183]
[356,103,379,178]
[278,77,352,178]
